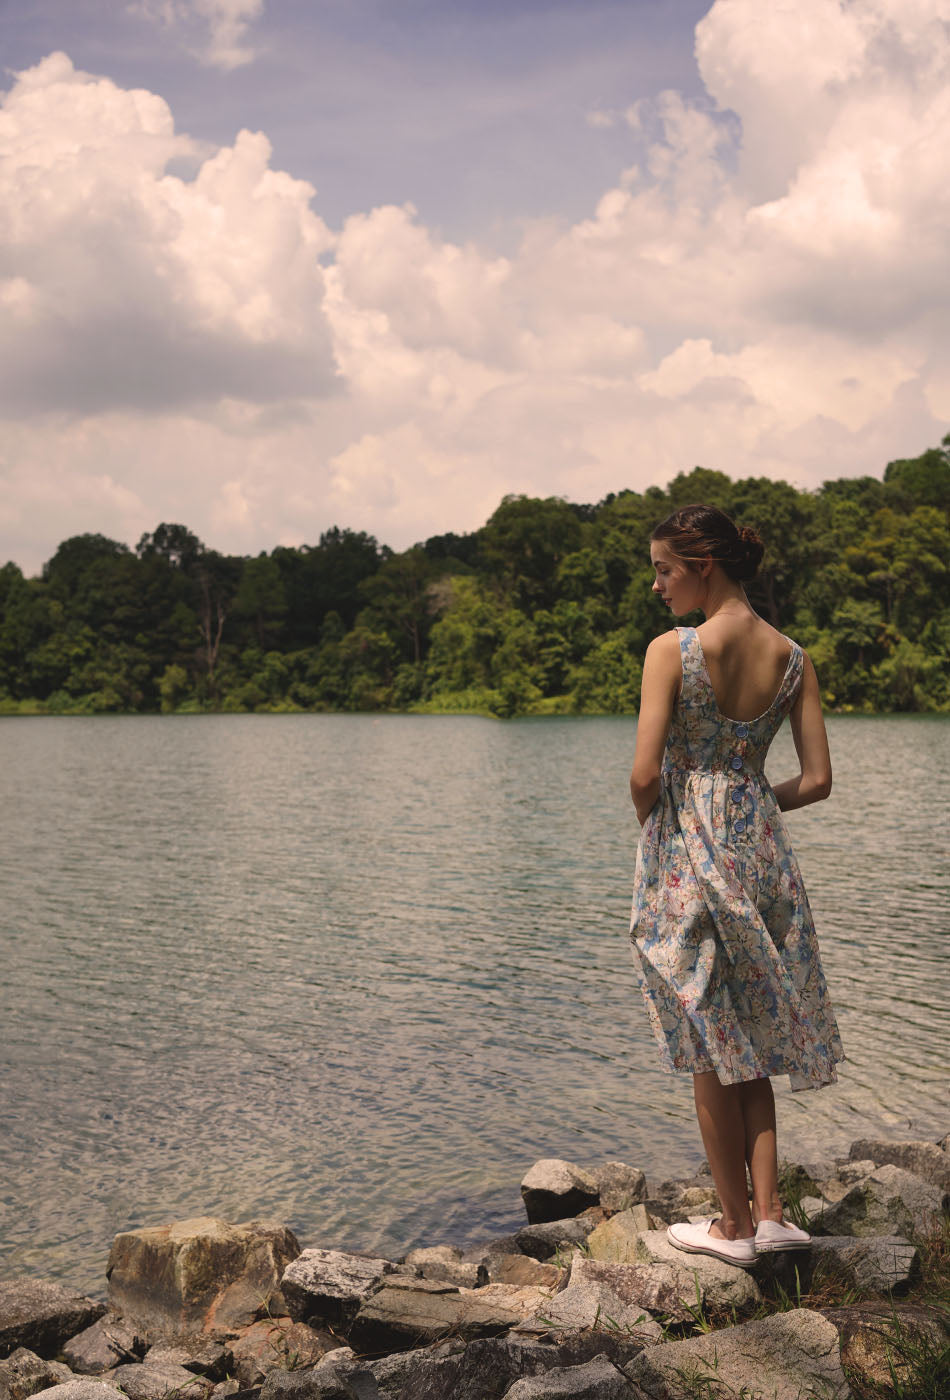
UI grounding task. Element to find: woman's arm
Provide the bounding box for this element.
[630,632,680,825]
[771,651,833,812]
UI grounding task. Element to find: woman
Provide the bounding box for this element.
[629,503,844,1268]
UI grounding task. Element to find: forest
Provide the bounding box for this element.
[1,439,948,718]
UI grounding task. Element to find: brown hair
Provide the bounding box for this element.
[650,503,764,582]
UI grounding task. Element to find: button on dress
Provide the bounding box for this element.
[629,626,844,1089]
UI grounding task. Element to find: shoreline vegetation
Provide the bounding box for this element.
[1,1134,948,1400]
[1,442,948,721]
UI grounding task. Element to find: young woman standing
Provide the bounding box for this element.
[629,503,844,1268]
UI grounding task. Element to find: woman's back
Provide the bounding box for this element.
[695,615,793,722]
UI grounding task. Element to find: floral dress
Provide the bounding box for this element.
[629,626,844,1089]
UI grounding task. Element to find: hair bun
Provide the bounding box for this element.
[734,524,765,580]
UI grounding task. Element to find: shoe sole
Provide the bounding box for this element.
[668,1237,759,1269]
[755,1241,811,1252]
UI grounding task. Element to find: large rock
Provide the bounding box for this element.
[809,1234,919,1293]
[141,1339,226,1378]
[819,1164,948,1240]
[109,1362,213,1400]
[281,1250,395,1330]
[403,1247,480,1290]
[18,1386,123,1400]
[503,1357,638,1399]
[347,1280,535,1355]
[514,1209,605,1262]
[822,1302,950,1394]
[632,1230,762,1314]
[849,1137,950,1191]
[223,1319,335,1388]
[626,1308,848,1400]
[586,1207,659,1264]
[0,1280,105,1361]
[523,1258,662,1342]
[488,1258,562,1290]
[520,1161,599,1225]
[106,1219,300,1335]
[260,1347,379,1400]
[591,1164,647,1214]
[0,1347,73,1400]
[63,1318,145,1375]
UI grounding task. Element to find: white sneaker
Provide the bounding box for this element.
[667,1218,758,1268]
[755,1218,811,1252]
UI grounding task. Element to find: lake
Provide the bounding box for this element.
[0,712,947,1295]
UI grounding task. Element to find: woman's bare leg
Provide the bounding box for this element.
[692,1071,755,1239]
[737,1077,782,1225]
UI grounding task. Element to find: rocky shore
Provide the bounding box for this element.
[1,1134,948,1400]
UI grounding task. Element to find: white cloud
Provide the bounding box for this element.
[130,0,265,70]
[2,0,950,574]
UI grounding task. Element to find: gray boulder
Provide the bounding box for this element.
[486,1258,563,1290]
[524,1259,662,1342]
[849,1137,950,1190]
[403,1247,481,1290]
[63,1318,144,1375]
[626,1308,848,1400]
[281,1250,395,1330]
[809,1234,919,1293]
[109,1362,213,1400]
[348,1281,535,1355]
[0,1347,73,1400]
[822,1301,950,1394]
[520,1161,599,1225]
[261,1349,379,1400]
[819,1164,948,1239]
[836,1158,877,1186]
[16,1386,123,1400]
[141,1340,226,1377]
[633,1230,762,1313]
[0,1280,105,1361]
[591,1164,647,1214]
[503,1357,638,1399]
[106,1219,300,1334]
[515,1208,605,1262]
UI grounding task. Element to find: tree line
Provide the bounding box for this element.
[1,439,948,717]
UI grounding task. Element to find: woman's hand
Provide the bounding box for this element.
[772,651,832,812]
[630,631,680,825]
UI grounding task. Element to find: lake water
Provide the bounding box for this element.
[1,713,948,1296]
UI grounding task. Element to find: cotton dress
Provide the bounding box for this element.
[629,626,844,1090]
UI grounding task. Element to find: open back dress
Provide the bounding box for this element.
[629,625,844,1089]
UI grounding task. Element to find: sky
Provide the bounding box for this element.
[2,0,949,575]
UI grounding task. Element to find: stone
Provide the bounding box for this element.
[347,1281,531,1355]
[586,1207,659,1264]
[0,1347,73,1400]
[209,1384,241,1400]
[261,1348,378,1400]
[633,1230,762,1313]
[503,1357,638,1399]
[20,1386,124,1400]
[109,1363,213,1400]
[822,1301,950,1394]
[280,1251,395,1330]
[819,1164,949,1240]
[106,1220,300,1335]
[403,1248,480,1290]
[223,1320,335,1388]
[626,1308,848,1400]
[487,1257,562,1290]
[515,1208,605,1262]
[64,1318,145,1375]
[849,1137,950,1190]
[523,1259,662,1343]
[836,1159,877,1186]
[142,1340,227,1378]
[0,1281,105,1361]
[592,1164,647,1214]
[520,1161,600,1225]
[809,1235,919,1293]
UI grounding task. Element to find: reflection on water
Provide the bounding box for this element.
[0,713,947,1293]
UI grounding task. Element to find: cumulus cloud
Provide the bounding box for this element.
[130,0,265,70]
[2,0,950,573]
